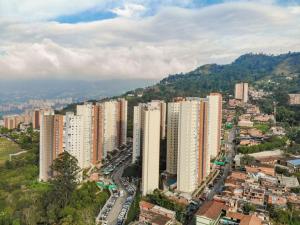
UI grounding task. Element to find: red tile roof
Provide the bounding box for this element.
[196,200,226,220]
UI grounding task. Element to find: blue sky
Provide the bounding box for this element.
[0,0,300,80]
[53,0,300,23]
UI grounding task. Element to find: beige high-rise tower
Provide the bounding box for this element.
[39,114,64,181]
[235,82,248,103]
[177,98,209,193]
[207,93,222,159]
[166,101,181,175]
[141,105,161,196]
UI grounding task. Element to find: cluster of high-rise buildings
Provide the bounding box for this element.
[3,108,54,130]
[133,94,223,195]
[39,98,127,181]
[38,93,223,196]
[235,82,248,103]
[0,98,73,114]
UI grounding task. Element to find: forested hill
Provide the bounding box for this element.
[62,52,300,134]
[151,52,300,100]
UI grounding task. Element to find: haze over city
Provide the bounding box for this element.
[1,1,300,225]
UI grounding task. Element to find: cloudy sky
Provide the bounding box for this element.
[0,0,300,80]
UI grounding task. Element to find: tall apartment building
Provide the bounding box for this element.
[207,93,222,158]
[133,105,143,163]
[39,114,64,181]
[235,82,249,103]
[166,101,181,175]
[118,98,128,145]
[92,104,104,165]
[76,98,127,164]
[141,105,161,196]
[166,94,222,180]
[64,112,85,168]
[32,108,55,129]
[177,99,209,193]
[132,100,166,163]
[3,113,32,130]
[150,100,167,139]
[77,103,94,168]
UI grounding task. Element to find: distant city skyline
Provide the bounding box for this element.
[1,0,300,80]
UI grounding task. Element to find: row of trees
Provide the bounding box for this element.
[238,136,287,154]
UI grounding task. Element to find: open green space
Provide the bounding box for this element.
[253,123,270,134]
[0,137,22,164]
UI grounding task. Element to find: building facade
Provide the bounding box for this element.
[39,114,64,181]
[166,102,181,175]
[141,105,161,196]
[235,82,249,103]
[207,93,222,158]
[177,99,210,193]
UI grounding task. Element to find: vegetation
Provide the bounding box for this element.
[0,137,22,164]
[268,204,300,225]
[275,166,291,177]
[253,123,270,134]
[238,136,287,154]
[144,190,187,223]
[242,203,256,214]
[240,155,256,166]
[125,193,141,225]
[0,130,109,225]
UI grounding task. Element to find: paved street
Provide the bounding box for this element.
[106,161,130,225]
[207,128,236,200]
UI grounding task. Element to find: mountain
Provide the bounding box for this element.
[59,52,300,135]
[120,52,300,136]
[141,52,300,101]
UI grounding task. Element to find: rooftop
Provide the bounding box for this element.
[287,159,300,167]
[196,200,226,220]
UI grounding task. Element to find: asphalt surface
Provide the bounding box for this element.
[106,161,130,225]
[207,128,236,200]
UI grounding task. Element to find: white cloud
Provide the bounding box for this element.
[111,3,146,18]
[0,1,300,80]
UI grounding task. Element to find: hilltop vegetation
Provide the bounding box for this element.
[122,52,300,136]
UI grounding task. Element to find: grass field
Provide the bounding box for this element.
[0,137,21,164]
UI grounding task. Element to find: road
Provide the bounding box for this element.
[207,128,236,200]
[106,161,130,225]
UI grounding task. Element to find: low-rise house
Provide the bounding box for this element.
[240,139,261,146]
[270,126,286,136]
[238,120,254,127]
[245,165,275,177]
[195,200,227,225]
[287,159,300,172]
[253,114,274,123]
[229,99,242,108]
[246,105,261,115]
[288,94,300,105]
[267,195,287,207]
[248,128,263,137]
[243,187,265,206]
[220,211,262,225]
[277,175,299,188]
[139,201,180,225]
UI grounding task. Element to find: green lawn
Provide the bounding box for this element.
[0,137,22,164]
[254,123,270,134]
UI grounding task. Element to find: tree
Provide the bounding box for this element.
[49,152,81,209]
[243,203,256,214]
[240,155,256,166]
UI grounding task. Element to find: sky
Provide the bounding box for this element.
[0,0,300,80]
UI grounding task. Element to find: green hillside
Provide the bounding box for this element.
[132,52,300,100]
[61,52,300,135]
